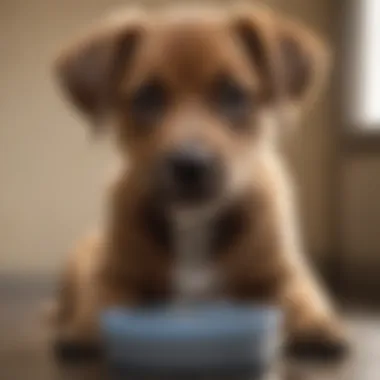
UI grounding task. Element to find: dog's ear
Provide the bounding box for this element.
[54,11,144,128]
[233,6,331,111]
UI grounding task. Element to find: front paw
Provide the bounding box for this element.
[52,325,102,364]
[53,338,102,363]
[285,326,349,362]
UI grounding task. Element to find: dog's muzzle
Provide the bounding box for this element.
[159,144,222,203]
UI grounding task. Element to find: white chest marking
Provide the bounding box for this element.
[171,216,223,304]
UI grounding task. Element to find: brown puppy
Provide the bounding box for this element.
[52,3,347,360]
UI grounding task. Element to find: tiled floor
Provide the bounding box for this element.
[0,284,379,380]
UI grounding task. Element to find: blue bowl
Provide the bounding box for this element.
[100,303,282,374]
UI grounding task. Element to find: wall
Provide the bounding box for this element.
[0,0,120,275]
[0,0,335,276]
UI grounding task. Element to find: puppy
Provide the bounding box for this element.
[52,3,348,360]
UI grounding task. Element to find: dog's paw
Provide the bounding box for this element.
[53,338,102,364]
[284,329,349,363]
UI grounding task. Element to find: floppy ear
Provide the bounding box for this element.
[54,11,144,128]
[233,6,331,110]
[274,13,331,107]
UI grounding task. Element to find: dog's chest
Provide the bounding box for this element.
[171,220,224,303]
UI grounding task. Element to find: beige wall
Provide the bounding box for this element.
[0,0,120,275]
[0,0,338,276]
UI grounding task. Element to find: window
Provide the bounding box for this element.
[348,0,380,129]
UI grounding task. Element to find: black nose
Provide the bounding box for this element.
[164,146,218,200]
[168,148,212,186]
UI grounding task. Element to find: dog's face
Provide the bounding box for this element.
[55,5,329,210]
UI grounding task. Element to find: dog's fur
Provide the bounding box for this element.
[52,3,347,359]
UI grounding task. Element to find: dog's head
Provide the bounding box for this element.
[55,4,330,211]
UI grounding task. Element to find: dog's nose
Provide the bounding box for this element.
[164,145,219,201]
[168,148,212,186]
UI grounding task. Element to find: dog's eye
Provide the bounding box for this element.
[130,80,167,123]
[210,76,252,124]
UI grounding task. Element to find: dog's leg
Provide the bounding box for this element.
[62,277,136,343]
[236,227,349,361]
[278,255,348,361]
[263,161,348,361]
[235,163,349,361]
[52,235,138,361]
[54,273,137,361]
[266,182,349,361]
[232,243,348,361]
